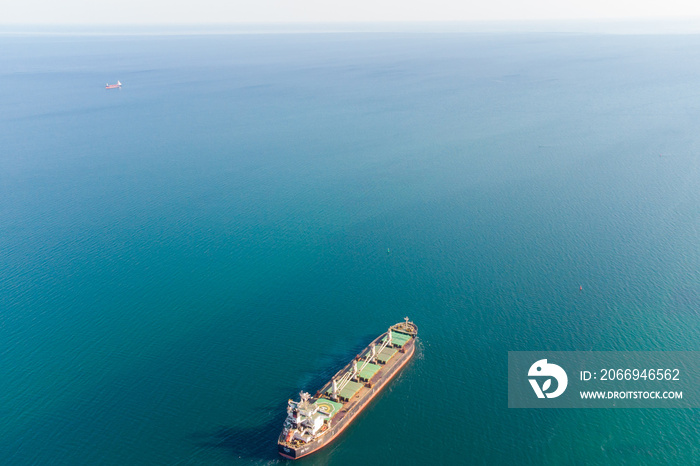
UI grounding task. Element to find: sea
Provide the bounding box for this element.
[1,26,700,465]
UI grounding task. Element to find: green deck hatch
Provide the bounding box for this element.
[381,331,412,347]
[325,380,364,401]
[377,347,398,363]
[358,362,381,381]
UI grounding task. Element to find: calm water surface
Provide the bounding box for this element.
[1,31,699,465]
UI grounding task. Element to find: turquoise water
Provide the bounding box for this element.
[1,32,700,465]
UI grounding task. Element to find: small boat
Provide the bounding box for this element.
[105,81,122,89]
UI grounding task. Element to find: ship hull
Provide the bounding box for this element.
[278,329,416,459]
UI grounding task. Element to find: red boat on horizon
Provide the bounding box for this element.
[105,81,122,89]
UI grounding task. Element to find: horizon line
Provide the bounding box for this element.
[3,18,700,36]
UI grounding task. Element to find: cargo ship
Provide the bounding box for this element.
[278,318,417,459]
[105,81,122,89]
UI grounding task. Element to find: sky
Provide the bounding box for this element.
[3,0,700,25]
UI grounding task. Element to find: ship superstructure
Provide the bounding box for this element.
[278,318,417,459]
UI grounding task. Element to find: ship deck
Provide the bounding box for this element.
[278,322,417,459]
[319,336,414,428]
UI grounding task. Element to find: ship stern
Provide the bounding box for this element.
[278,443,297,459]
